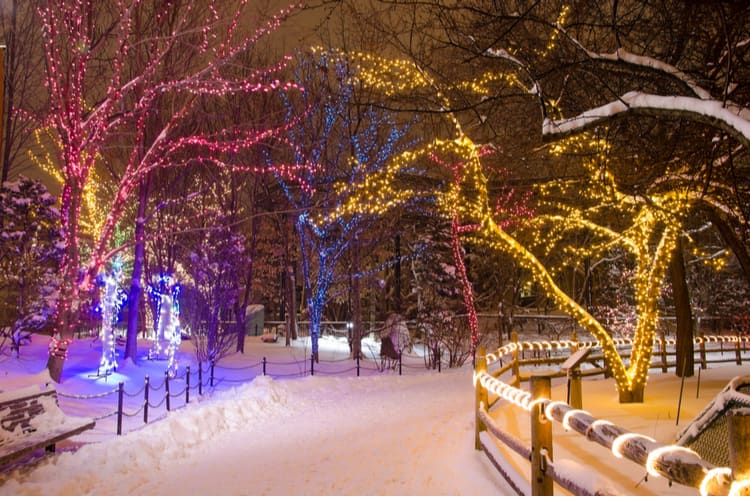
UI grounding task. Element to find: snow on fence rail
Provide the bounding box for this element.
[473,335,750,496]
[492,331,750,383]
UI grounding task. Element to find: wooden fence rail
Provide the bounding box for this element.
[474,333,749,496]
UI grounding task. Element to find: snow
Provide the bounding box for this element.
[0,332,747,495]
[543,91,750,147]
[675,374,750,444]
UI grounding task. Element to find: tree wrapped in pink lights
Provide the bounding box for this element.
[38,0,301,381]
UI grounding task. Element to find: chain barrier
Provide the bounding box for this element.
[122,402,146,418]
[169,385,188,398]
[147,396,168,410]
[122,384,147,397]
[148,377,166,391]
[58,388,119,399]
[68,348,450,436]
[93,410,118,421]
[213,361,262,371]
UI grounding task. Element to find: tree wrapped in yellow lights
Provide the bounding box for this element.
[323,47,695,402]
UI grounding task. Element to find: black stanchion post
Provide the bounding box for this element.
[398,350,402,376]
[186,366,191,404]
[117,382,124,436]
[198,362,203,396]
[165,372,171,411]
[144,375,150,424]
[438,347,442,373]
[263,357,267,376]
[356,352,360,377]
[310,354,314,376]
[210,361,215,387]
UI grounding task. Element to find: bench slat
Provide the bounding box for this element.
[0,386,96,468]
[0,419,95,466]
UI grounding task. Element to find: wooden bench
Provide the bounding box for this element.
[0,385,95,467]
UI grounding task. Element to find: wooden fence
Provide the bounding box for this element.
[474,333,750,495]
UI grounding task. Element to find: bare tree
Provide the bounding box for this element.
[0,0,46,184]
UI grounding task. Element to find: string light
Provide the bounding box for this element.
[702,467,733,496]
[37,0,304,367]
[96,256,127,375]
[148,273,182,377]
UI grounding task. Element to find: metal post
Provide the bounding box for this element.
[676,373,686,425]
[186,366,191,405]
[660,329,668,373]
[117,382,124,436]
[531,375,553,496]
[210,361,215,387]
[399,350,402,375]
[263,357,267,376]
[144,375,150,424]
[165,372,171,411]
[356,353,360,377]
[699,332,707,369]
[198,362,203,396]
[696,366,702,398]
[310,354,314,376]
[437,347,441,373]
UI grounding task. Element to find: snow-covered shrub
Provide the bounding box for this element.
[0,177,62,354]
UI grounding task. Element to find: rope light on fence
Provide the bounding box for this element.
[484,333,748,368]
[701,468,732,496]
[729,475,750,496]
[611,432,655,459]
[645,445,700,476]
[561,407,590,431]
[474,368,736,495]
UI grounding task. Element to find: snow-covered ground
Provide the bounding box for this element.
[0,332,746,495]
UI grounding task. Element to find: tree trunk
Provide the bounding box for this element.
[125,177,150,363]
[618,383,645,403]
[288,267,297,342]
[671,237,694,377]
[48,183,84,382]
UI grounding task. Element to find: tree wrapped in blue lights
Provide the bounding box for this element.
[97,257,127,375]
[272,49,418,360]
[148,274,182,376]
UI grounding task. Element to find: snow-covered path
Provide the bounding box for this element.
[0,369,507,495]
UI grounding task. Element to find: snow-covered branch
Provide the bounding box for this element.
[542,91,750,149]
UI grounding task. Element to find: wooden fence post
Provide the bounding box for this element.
[531,375,553,496]
[475,346,488,450]
[736,336,742,366]
[728,408,750,485]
